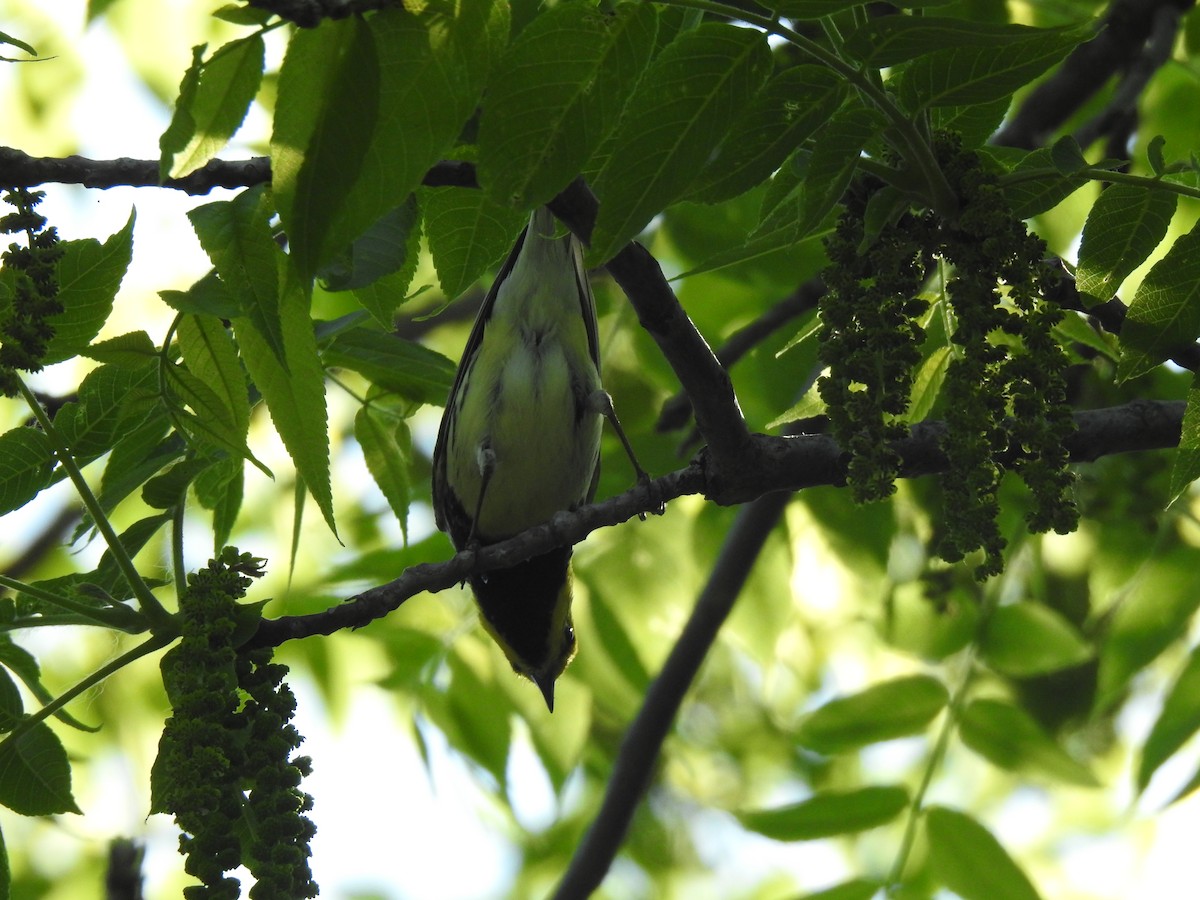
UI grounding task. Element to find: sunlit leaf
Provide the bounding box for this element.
[797,674,948,753]
[1137,644,1200,792]
[1076,184,1176,303]
[0,723,81,816]
[926,807,1042,900]
[43,211,135,365]
[980,603,1093,677]
[1118,221,1200,381]
[959,698,1099,786]
[738,786,908,841]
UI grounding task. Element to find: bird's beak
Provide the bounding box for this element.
[534,673,555,712]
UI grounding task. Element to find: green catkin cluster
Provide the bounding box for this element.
[0,189,64,396]
[934,147,1077,575]
[153,549,317,900]
[238,649,318,900]
[818,140,1077,578]
[818,181,934,502]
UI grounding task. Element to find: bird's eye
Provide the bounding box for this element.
[563,624,575,648]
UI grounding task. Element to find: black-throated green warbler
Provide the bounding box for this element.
[432,206,643,711]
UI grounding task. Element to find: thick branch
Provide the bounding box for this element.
[994,0,1196,150]
[656,276,825,434]
[552,490,792,900]
[0,148,477,196]
[245,400,1183,648]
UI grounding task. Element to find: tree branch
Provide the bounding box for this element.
[245,400,1183,649]
[0,148,478,195]
[552,490,792,900]
[656,276,825,435]
[994,0,1195,150]
[548,179,757,477]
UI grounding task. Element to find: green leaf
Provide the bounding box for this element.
[796,104,882,238]
[355,400,413,540]
[97,418,181,518]
[189,187,286,367]
[980,603,1093,677]
[1147,134,1167,177]
[237,267,337,536]
[1098,545,1200,707]
[906,345,952,423]
[0,30,37,57]
[1171,376,1200,502]
[141,457,212,509]
[931,96,1012,149]
[0,723,81,815]
[439,650,512,786]
[1000,148,1088,219]
[160,34,265,179]
[797,674,949,754]
[1076,184,1177,302]
[737,786,908,841]
[177,314,250,438]
[1049,135,1088,175]
[43,210,135,365]
[687,66,847,204]
[477,1,658,208]
[897,28,1083,109]
[349,200,425,328]
[925,807,1042,900]
[81,330,158,367]
[273,1,507,277]
[1137,644,1200,792]
[322,326,455,406]
[845,17,1065,67]
[158,44,204,179]
[589,592,650,692]
[423,187,529,301]
[771,0,954,15]
[271,16,379,278]
[159,270,243,320]
[162,363,264,473]
[0,637,95,734]
[0,669,22,733]
[0,675,33,727]
[1118,220,1200,380]
[589,23,772,264]
[1053,310,1117,360]
[320,197,422,294]
[798,880,881,900]
[194,456,244,553]
[56,362,158,465]
[0,427,55,516]
[959,698,1099,786]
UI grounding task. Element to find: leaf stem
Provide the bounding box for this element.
[999,165,1200,201]
[16,378,176,632]
[0,573,144,630]
[885,649,976,891]
[0,632,173,750]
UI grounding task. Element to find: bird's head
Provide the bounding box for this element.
[471,547,578,711]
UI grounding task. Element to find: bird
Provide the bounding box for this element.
[432,206,646,711]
